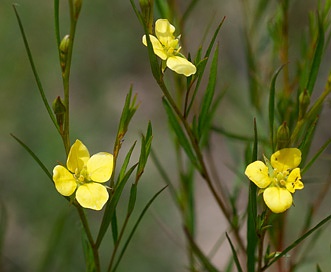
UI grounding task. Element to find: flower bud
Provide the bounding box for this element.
[139,0,154,33]
[276,122,290,149]
[52,96,66,131]
[298,90,310,120]
[59,35,70,72]
[74,0,82,19]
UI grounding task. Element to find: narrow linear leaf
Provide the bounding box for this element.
[247,118,258,272]
[198,46,219,139]
[269,65,285,151]
[162,98,198,167]
[12,5,60,133]
[226,232,243,272]
[150,148,177,201]
[117,87,138,140]
[136,122,153,181]
[96,164,138,248]
[298,117,318,163]
[262,213,331,270]
[155,0,170,19]
[302,137,331,174]
[111,211,118,244]
[306,14,324,96]
[186,17,225,116]
[11,134,52,181]
[127,183,137,216]
[118,141,136,183]
[112,186,168,272]
[184,228,219,272]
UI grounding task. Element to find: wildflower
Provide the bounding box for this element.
[142,19,196,76]
[245,148,304,213]
[53,139,113,210]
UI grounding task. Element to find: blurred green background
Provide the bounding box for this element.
[1,0,331,271]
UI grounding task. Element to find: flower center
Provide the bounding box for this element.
[271,169,289,188]
[162,38,180,56]
[74,167,90,185]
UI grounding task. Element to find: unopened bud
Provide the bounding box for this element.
[298,90,310,120]
[139,0,154,33]
[276,122,290,149]
[74,0,82,19]
[59,35,70,72]
[52,96,66,130]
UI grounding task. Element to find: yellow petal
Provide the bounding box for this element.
[53,165,77,196]
[271,148,301,171]
[166,56,196,76]
[67,140,90,173]
[76,183,109,210]
[155,19,176,45]
[87,152,113,183]
[244,161,271,188]
[263,187,293,213]
[286,168,304,193]
[142,34,168,60]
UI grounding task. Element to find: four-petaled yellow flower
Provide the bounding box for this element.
[142,19,197,77]
[53,139,113,210]
[245,148,304,213]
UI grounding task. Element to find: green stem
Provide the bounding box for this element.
[107,215,130,272]
[61,0,80,154]
[156,77,245,253]
[76,206,100,272]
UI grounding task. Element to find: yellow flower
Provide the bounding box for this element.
[53,139,113,210]
[245,148,304,213]
[142,19,196,77]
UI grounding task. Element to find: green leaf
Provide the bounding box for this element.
[111,186,168,272]
[118,141,136,183]
[117,87,139,141]
[150,148,177,201]
[302,137,331,174]
[246,118,258,272]
[96,163,138,248]
[184,228,219,272]
[162,98,198,167]
[269,65,285,151]
[226,233,243,272]
[127,183,137,216]
[155,0,170,19]
[136,122,153,182]
[262,213,331,270]
[306,13,324,96]
[12,5,60,134]
[11,134,53,182]
[316,264,323,272]
[198,46,219,140]
[111,211,118,245]
[186,17,225,116]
